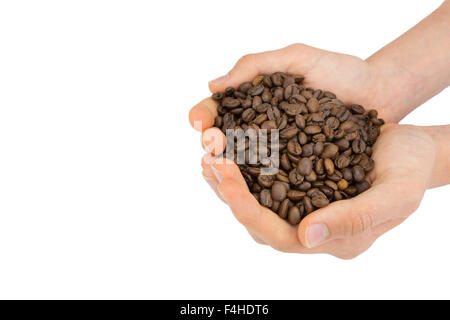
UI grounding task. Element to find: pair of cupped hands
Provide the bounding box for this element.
[189,44,436,259]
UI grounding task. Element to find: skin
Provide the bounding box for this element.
[188,1,450,259]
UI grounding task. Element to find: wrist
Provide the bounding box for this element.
[365,56,418,123]
[420,125,450,189]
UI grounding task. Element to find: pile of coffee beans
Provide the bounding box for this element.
[212,73,384,225]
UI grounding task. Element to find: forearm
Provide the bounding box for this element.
[366,0,450,122]
[423,125,450,189]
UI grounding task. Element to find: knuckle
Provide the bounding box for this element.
[287,43,306,52]
[349,211,374,237]
[237,54,255,67]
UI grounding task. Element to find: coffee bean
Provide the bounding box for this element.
[311,196,329,208]
[222,97,241,108]
[306,98,320,113]
[352,165,365,182]
[335,154,351,169]
[278,199,290,219]
[289,169,304,186]
[287,190,306,201]
[295,114,306,129]
[321,143,339,159]
[297,158,313,176]
[304,125,321,135]
[337,179,349,191]
[271,182,287,202]
[287,141,302,156]
[352,138,366,154]
[257,174,274,188]
[324,158,335,175]
[260,189,273,207]
[280,127,299,139]
[288,206,302,225]
[355,180,370,194]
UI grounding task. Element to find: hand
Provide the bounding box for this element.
[201,124,435,259]
[188,44,436,258]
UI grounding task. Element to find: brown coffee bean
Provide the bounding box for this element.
[324,180,338,191]
[352,138,366,154]
[311,196,329,208]
[242,108,256,122]
[306,98,320,113]
[297,158,313,176]
[352,165,365,182]
[355,180,370,194]
[337,179,349,191]
[257,174,274,188]
[302,143,314,157]
[298,181,312,191]
[280,127,299,139]
[304,125,321,135]
[278,199,291,219]
[321,143,339,159]
[287,141,302,156]
[260,189,273,207]
[261,120,277,131]
[315,158,325,175]
[324,158,335,175]
[303,196,314,214]
[222,97,241,108]
[287,190,306,201]
[335,154,351,169]
[271,182,287,202]
[289,169,304,186]
[288,206,302,225]
[295,114,306,129]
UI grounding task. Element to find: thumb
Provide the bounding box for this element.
[297,181,423,248]
[208,43,317,93]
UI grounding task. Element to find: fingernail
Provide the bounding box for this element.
[216,184,228,204]
[210,74,228,84]
[306,224,329,248]
[211,165,223,183]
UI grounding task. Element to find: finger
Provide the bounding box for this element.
[201,127,226,156]
[201,154,227,203]
[212,158,307,253]
[298,181,421,248]
[247,230,268,245]
[209,43,319,93]
[188,97,218,132]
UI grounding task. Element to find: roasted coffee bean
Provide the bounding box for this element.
[304,125,321,135]
[289,169,304,186]
[280,127,299,139]
[335,154,351,169]
[222,97,241,108]
[287,190,306,201]
[298,132,308,145]
[302,143,314,157]
[297,158,313,176]
[260,189,273,207]
[271,182,287,202]
[287,140,302,156]
[278,199,290,219]
[211,72,383,224]
[311,196,329,208]
[324,158,335,175]
[295,114,306,128]
[352,139,366,154]
[242,108,256,122]
[257,174,274,188]
[352,165,365,182]
[239,82,252,94]
[288,206,302,225]
[298,181,312,192]
[355,180,370,194]
[337,179,349,191]
[321,143,339,159]
[303,196,314,214]
[306,97,320,113]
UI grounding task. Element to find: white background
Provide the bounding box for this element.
[0,0,449,299]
